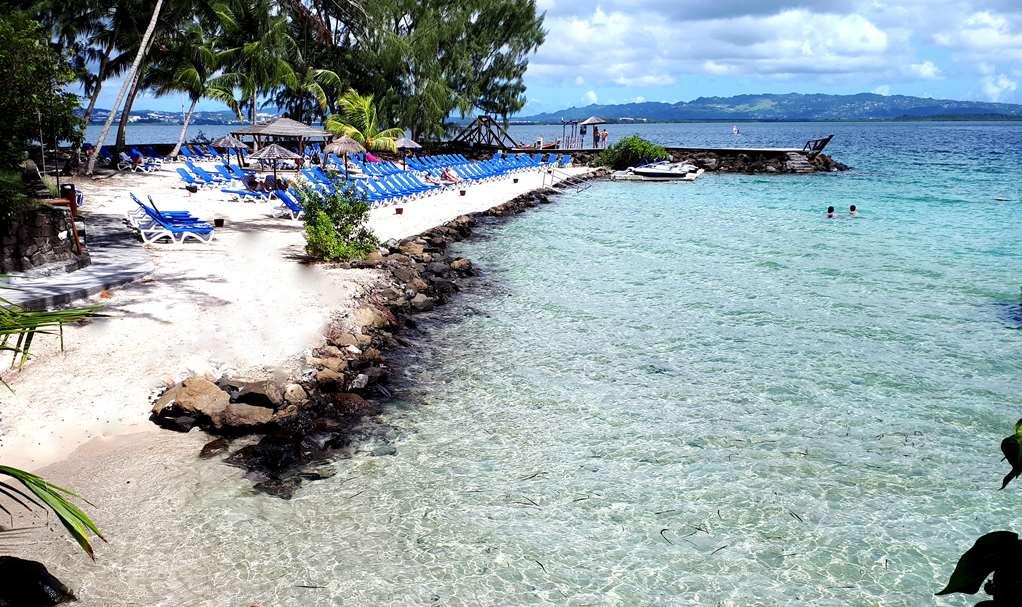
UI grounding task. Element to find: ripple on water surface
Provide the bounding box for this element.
[35,123,1022,606]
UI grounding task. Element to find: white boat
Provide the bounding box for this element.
[610,161,704,181]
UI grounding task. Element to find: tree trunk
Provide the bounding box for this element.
[82,34,118,123]
[115,69,144,151]
[86,0,164,175]
[170,98,198,157]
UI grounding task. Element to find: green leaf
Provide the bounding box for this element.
[936,531,1019,596]
[1000,419,1022,489]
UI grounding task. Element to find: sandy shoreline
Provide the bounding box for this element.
[0,161,590,471]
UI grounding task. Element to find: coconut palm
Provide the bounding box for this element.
[147,24,235,157]
[269,64,341,124]
[86,0,164,174]
[217,0,298,125]
[325,89,403,153]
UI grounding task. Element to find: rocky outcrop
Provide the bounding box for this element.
[661,149,849,174]
[0,204,88,273]
[150,172,606,498]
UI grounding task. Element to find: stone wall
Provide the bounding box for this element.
[0,204,84,273]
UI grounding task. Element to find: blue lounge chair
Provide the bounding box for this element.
[274,189,304,220]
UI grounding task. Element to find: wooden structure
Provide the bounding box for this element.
[802,134,834,158]
[450,116,519,149]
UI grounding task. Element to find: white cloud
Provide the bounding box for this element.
[574,75,585,85]
[631,96,646,103]
[982,73,1017,101]
[909,60,940,78]
[583,90,599,104]
[872,84,892,95]
[703,60,735,75]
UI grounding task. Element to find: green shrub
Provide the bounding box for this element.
[297,185,378,261]
[596,135,668,170]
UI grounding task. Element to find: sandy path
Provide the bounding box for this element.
[0,161,589,470]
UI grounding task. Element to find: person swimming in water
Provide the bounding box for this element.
[849,204,858,217]
[827,205,837,218]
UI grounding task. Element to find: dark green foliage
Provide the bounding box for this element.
[937,532,1022,604]
[0,11,83,170]
[297,185,377,261]
[596,135,669,170]
[1000,419,1022,489]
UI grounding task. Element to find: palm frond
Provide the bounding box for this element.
[0,466,104,560]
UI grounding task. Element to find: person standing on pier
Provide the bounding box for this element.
[601,128,609,148]
[593,125,600,148]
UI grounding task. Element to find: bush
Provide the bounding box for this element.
[297,185,378,261]
[596,135,668,170]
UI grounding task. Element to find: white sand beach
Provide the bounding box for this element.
[0,161,590,470]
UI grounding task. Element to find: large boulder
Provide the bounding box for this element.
[332,393,378,417]
[151,377,229,422]
[0,557,76,606]
[215,403,274,430]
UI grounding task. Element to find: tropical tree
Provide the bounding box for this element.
[86,0,164,174]
[147,24,234,156]
[325,89,404,152]
[269,64,342,124]
[217,0,298,125]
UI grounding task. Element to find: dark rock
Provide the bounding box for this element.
[333,393,378,416]
[199,438,231,459]
[297,463,336,480]
[0,557,76,606]
[426,261,449,276]
[253,477,300,500]
[217,377,284,408]
[151,414,197,433]
[363,366,389,384]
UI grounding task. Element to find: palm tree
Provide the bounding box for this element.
[86,0,164,174]
[270,64,341,124]
[217,0,298,126]
[147,24,234,156]
[325,89,404,152]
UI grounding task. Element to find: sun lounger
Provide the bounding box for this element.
[274,189,304,220]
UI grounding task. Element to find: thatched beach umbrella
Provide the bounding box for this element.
[246,143,302,183]
[210,133,249,166]
[324,135,366,179]
[394,137,421,170]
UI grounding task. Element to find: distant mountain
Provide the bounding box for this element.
[79,109,256,125]
[517,93,1022,123]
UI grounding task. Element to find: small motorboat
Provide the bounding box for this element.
[611,161,704,181]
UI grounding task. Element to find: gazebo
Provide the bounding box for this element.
[232,116,329,153]
[579,116,606,148]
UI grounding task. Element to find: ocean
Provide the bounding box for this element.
[65,122,1022,605]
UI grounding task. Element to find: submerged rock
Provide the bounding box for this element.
[0,557,76,606]
[199,437,231,459]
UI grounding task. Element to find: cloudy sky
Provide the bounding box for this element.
[520,0,1022,113]
[103,0,1022,113]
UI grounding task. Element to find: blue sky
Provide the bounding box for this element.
[99,0,1022,114]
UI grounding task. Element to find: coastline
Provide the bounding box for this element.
[0,165,595,473]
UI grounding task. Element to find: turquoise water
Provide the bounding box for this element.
[50,123,1021,605]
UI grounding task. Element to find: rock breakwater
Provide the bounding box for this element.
[150,172,603,498]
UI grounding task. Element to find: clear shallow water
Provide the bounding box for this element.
[44,123,1022,605]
